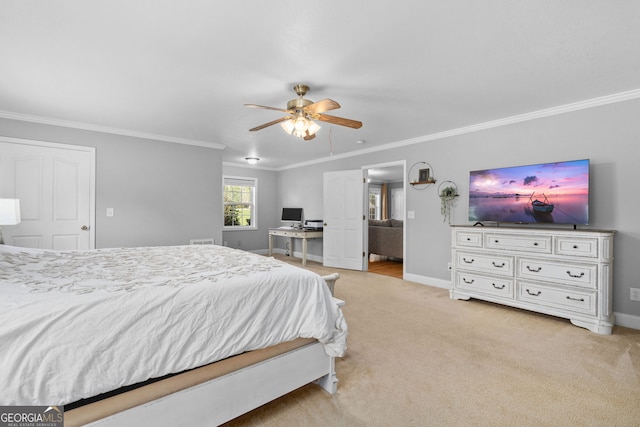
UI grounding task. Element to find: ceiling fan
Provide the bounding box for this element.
[245,84,362,141]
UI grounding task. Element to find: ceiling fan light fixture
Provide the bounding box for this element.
[281,116,321,139]
[245,157,259,165]
[293,119,320,138]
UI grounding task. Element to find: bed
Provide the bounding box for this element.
[0,244,347,425]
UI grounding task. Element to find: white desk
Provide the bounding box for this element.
[268,228,323,267]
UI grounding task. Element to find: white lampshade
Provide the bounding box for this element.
[293,116,309,133]
[307,120,321,135]
[280,116,321,139]
[0,199,21,225]
[280,120,295,135]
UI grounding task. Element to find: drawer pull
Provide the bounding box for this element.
[533,242,539,246]
[566,296,585,302]
[526,289,541,296]
[573,245,578,249]
[566,271,585,279]
[466,237,471,241]
[463,258,475,264]
[494,239,499,243]
[526,265,542,273]
[463,278,475,284]
[492,283,505,289]
[492,262,505,268]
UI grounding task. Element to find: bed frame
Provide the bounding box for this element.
[65,273,342,426]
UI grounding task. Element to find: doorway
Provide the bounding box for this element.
[363,161,405,279]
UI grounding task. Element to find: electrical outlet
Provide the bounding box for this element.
[631,288,640,302]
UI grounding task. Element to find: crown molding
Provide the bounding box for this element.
[3,87,639,165]
[0,110,225,150]
[278,88,640,171]
[222,161,278,172]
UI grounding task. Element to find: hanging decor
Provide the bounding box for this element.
[408,161,436,190]
[438,180,459,224]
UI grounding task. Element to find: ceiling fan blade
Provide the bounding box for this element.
[249,116,290,132]
[244,104,291,113]
[304,98,341,114]
[315,113,362,129]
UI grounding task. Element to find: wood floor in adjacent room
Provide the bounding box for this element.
[367,259,403,279]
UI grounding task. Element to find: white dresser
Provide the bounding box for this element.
[450,226,615,334]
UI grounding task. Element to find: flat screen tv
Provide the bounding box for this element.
[281,207,303,225]
[468,159,589,225]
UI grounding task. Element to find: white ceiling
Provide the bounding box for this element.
[1,1,640,169]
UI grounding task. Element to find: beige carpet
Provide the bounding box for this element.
[224,256,640,426]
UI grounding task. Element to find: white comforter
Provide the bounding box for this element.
[0,244,347,406]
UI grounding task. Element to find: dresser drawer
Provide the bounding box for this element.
[518,282,596,315]
[455,272,513,298]
[556,237,598,258]
[455,251,513,276]
[518,258,596,289]
[485,233,552,254]
[454,231,483,248]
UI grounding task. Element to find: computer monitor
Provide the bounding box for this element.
[281,208,303,227]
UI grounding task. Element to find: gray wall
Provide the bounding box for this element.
[276,98,640,319]
[0,118,223,248]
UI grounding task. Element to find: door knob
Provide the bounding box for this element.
[81,225,90,231]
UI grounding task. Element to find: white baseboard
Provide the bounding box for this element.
[613,312,640,331]
[256,248,323,264]
[289,250,323,263]
[403,273,451,290]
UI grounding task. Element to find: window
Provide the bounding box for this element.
[369,186,381,220]
[223,176,257,229]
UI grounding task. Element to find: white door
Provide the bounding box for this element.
[0,137,95,249]
[391,187,405,219]
[323,170,364,270]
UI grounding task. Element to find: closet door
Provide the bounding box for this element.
[0,137,95,249]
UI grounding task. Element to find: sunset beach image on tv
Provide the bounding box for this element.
[468,159,590,224]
